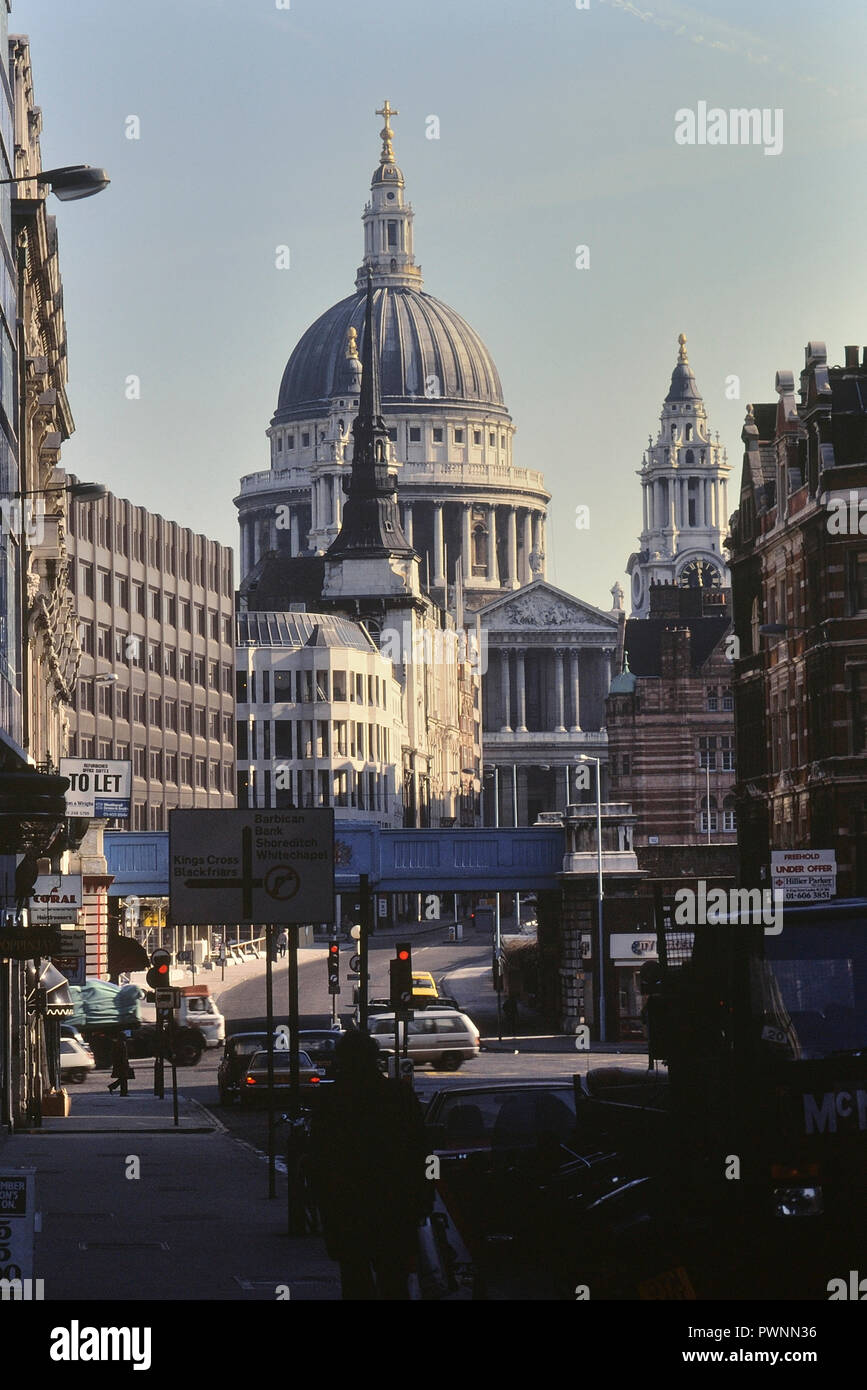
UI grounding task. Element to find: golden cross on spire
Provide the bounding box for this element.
[376,100,399,164]
[677,332,688,363]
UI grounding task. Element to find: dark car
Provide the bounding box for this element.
[217,1031,274,1105]
[298,1028,344,1077]
[239,1049,325,1107]
[218,1030,337,1103]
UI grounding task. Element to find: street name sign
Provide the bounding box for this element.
[169,808,335,926]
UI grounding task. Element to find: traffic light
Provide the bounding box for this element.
[327,941,339,992]
[389,942,412,1010]
[146,947,171,991]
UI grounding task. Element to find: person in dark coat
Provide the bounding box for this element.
[107,1035,134,1094]
[308,1030,433,1299]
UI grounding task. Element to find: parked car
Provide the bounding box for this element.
[240,1049,325,1107]
[368,1009,480,1070]
[423,1081,646,1295]
[60,1023,89,1049]
[59,1035,95,1084]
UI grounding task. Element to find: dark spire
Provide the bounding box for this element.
[326,273,414,559]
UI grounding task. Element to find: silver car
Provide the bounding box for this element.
[369,1009,480,1071]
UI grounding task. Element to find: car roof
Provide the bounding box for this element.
[248,1049,313,1066]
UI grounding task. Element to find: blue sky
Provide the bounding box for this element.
[12,0,867,609]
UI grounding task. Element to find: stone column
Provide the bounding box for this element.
[668,478,676,531]
[642,483,648,534]
[333,479,342,529]
[290,508,300,555]
[569,650,581,731]
[554,649,566,732]
[433,503,445,586]
[521,511,532,583]
[499,648,512,732]
[515,648,527,731]
[703,478,710,528]
[486,506,497,582]
[601,649,613,698]
[506,508,518,588]
[532,511,542,560]
[404,503,413,546]
[461,503,472,578]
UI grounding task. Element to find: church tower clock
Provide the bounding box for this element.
[626,334,730,616]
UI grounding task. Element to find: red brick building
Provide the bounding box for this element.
[605,581,739,893]
[727,341,867,897]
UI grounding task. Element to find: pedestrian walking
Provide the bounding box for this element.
[309,1031,433,1299]
[107,1035,134,1095]
[277,931,288,958]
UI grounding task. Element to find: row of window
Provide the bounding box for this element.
[610,738,735,777]
[132,800,224,831]
[275,425,508,452]
[77,633,233,689]
[706,687,734,711]
[698,736,735,770]
[236,667,388,709]
[71,504,232,596]
[74,688,233,740]
[699,795,737,833]
[75,567,233,639]
[238,765,391,813]
[237,717,390,763]
[70,737,232,792]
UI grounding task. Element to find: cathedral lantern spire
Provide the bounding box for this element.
[355,100,423,291]
[327,272,414,560]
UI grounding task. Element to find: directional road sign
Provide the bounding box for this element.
[168,809,335,926]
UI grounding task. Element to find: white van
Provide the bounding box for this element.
[180,988,225,1047]
[368,1010,480,1071]
[139,985,225,1047]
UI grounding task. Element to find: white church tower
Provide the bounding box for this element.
[626,334,731,616]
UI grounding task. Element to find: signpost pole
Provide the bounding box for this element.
[288,924,300,1118]
[265,923,276,1199]
[359,873,371,1035]
[169,1018,179,1127]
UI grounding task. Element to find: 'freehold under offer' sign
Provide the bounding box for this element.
[770,849,837,902]
[59,759,131,819]
[168,808,335,926]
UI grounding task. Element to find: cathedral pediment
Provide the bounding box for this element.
[478,581,619,633]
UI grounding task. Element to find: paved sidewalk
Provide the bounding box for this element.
[0,1089,340,1301]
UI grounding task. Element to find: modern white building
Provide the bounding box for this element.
[234,610,407,826]
[626,334,731,616]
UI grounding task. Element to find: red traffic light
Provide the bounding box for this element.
[397,947,410,962]
[328,943,339,957]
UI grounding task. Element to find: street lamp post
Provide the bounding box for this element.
[578,754,606,1044]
